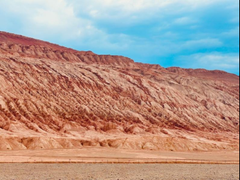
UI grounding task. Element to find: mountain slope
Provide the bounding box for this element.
[0,31,239,151]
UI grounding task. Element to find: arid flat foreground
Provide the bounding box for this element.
[0,163,239,180]
[0,148,239,164]
[0,149,239,179]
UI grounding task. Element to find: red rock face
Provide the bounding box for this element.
[0,31,239,151]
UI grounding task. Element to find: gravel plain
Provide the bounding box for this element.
[0,163,239,180]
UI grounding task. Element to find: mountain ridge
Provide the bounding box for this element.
[0,31,239,151]
[1,31,238,78]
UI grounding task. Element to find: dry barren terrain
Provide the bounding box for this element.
[0,163,239,180]
[0,148,239,164]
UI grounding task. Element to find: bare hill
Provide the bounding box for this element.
[0,31,239,151]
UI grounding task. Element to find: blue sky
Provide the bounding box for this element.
[0,0,239,75]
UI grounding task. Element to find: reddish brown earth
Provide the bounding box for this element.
[0,31,239,151]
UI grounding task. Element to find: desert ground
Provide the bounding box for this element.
[0,148,239,163]
[0,148,239,179]
[0,163,239,180]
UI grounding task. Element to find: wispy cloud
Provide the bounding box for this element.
[183,38,223,49]
[173,17,197,25]
[222,27,239,37]
[176,53,239,74]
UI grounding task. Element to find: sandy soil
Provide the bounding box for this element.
[0,163,239,180]
[0,148,239,164]
[0,148,239,180]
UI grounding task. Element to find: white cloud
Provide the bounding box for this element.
[69,0,235,25]
[147,38,223,56]
[0,0,97,41]
[183,38,223,49]
[174,17,197,25]
[27,2,87,39]
[222,27,239,37]
[177,53,239,72]
[1,0,237,40]
[73,0,231,15]
[230,16,239,23]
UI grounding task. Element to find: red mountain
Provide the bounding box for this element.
[0,31,239,151]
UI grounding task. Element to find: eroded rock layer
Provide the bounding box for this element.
[0,31,239,151]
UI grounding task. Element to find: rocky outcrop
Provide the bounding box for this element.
[0,31,239,151]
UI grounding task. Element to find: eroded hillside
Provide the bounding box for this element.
[0,31,239,151]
